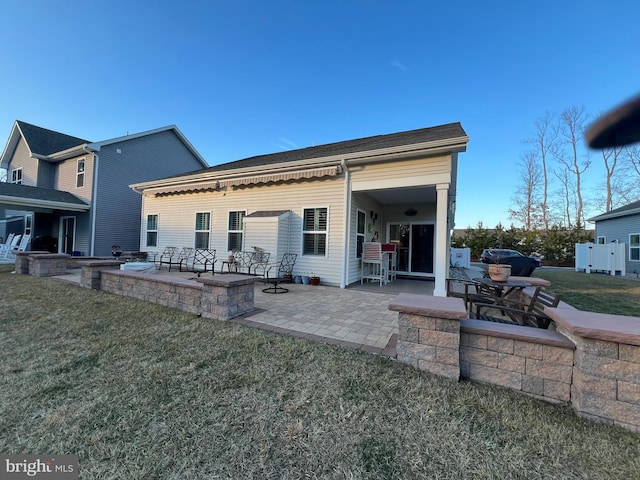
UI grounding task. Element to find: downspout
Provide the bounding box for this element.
[83,146,98,256]
[340,159,351,288]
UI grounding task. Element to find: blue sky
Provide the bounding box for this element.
[1,1,639,228]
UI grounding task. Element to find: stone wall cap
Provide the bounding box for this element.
[388,293,467,319]
[546,307,640,346]
[17,251,51,256]
[461,319,576,349]
[28,253,71,259]
[106,270,202,287]
[77,259,125,267]
[198,273,262,287]
[509,276,551,286]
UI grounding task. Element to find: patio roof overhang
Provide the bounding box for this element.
[0,183,89,212]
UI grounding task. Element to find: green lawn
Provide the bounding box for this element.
[1,266,639,479]
[532,268,640,316]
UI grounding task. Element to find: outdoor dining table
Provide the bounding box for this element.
[473,277,533,302]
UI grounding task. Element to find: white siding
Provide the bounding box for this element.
[351,155,451,190]
[142,177,346,285]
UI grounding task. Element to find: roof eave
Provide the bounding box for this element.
[130,134,469,193]
[0,195,89,212]
[588,208,640,222]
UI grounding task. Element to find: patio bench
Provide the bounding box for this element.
[159,247,194,272]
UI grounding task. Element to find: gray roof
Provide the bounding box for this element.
[0,182,89,208]
[17,120,90,156]
[169,122,467,179]
[588,200,640,222]
[245,210,291,218]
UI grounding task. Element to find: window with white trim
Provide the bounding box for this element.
[227,211,245,251]
[630,234,640,261]
[356,210,366,258]
[146,214,158,247]
[76,159,85,188]
[195,212,211,249]
[303,207,328,256]
[596,236,606,244]
[11,168,22,184]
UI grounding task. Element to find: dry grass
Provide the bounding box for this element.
[1,266,639,479]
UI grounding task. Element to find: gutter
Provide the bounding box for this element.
[340,158,351,289]
[83,145,99,256]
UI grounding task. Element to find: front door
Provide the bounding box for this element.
[388,222,435,276]
[60,216,76,255]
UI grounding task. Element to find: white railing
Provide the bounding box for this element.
[575,242,626,276]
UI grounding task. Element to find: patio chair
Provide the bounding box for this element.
[159,247,194,272]
[0,233,16,257]
[187,248,217,275]
[446,278,496,315]
[262,253,297,293]
[361,242,387,286]
[153,246,177,265]
[4,234,29,259]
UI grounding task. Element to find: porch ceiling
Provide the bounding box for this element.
[363,185,436,205]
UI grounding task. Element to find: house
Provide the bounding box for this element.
[0,121,208,256]
[587,199,640,274]
[131,122,468,295]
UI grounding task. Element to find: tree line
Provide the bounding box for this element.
[452,224,592,266]
[509,106,640,229]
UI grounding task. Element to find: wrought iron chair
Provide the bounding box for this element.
[262,253,298,293]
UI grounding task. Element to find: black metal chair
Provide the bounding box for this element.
[262,253,298,294]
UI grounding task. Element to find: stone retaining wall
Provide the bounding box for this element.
[389,293,640,432]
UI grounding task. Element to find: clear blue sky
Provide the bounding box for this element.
[1,1,639,228]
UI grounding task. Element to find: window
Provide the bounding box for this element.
[146,214,158,247]
[195,212,211,249]
[630,234,640,261]
[303,207,328,256]
[76,159,85,188]
[597,236,606,245]
[356,210,366,258]
[25,214,33,236]
[227,211,245,251]
[11,168,22,184]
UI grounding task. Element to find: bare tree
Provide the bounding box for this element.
[553,166,574,228]
[525,112,557,230]
[508,150,543,229]
[600,145,623,211]
[553,106,591,226]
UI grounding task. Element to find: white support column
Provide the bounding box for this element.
[433,183,450,297]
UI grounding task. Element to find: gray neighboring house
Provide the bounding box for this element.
[0,121,208,256]
[587,199,640,274]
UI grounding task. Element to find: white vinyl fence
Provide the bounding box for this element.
[450,247,471,268]
[575,242,626,276]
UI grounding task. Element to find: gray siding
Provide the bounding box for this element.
[92,130,205,256]
[595,214,640,274]
[37,161,55,189]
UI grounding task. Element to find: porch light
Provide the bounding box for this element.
[404,207,417,216]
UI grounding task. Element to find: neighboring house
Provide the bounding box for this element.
[588,199,640,275]
[131,122,469,295]
[0,121,208,256]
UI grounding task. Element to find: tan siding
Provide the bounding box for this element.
[142,177,346,285]
[351,155,451,190]
[8,139,38,186]
[54,154,94,203]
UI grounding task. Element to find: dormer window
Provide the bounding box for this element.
[11,168,22,184]
[76,159,85,188]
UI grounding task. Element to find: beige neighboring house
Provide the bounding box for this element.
[130,122,469,295]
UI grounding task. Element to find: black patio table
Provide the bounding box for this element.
[473,277,532,300]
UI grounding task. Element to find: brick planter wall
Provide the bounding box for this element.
[198,274,261,320]
[460,320,575,404]
[14,251,51,274]
[100,270,202,315]
[77,260,124,289]
[28,254,71,277]
[389,293,640,433]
